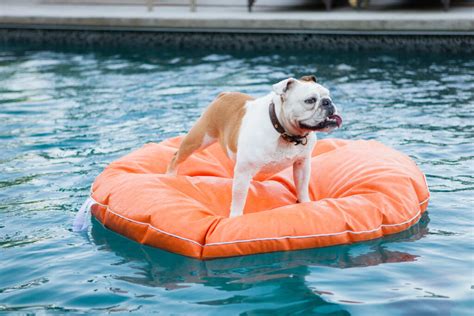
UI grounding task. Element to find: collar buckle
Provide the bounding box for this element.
[281,133,308,146]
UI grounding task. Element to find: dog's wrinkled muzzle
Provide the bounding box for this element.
[299,114,342,131]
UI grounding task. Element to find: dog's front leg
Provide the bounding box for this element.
[293,156,311,203]
[229,164,256,217]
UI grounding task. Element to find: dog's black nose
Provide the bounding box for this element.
[321,98,335,116]
[327,106,335,116]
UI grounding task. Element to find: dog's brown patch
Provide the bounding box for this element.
[208,92,254,153]
[167,92,254,172]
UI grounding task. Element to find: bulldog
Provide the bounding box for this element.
[167,75,342,217]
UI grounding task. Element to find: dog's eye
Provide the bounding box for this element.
[305,97,317,104]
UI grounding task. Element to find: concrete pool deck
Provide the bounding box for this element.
[1,1,474,34]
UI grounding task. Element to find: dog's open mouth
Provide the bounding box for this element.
[300,114,343,131]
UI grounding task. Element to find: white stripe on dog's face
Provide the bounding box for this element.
[280,79,340,133]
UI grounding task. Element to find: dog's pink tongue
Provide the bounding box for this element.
[329,115,342,128]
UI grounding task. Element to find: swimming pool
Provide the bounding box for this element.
[1,44,473,314]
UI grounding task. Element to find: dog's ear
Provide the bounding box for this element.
[300,75,317,83]
[272,78,296,95]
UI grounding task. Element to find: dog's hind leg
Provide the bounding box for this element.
[167,122,216,175]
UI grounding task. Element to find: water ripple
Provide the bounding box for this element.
[0,46,473,315]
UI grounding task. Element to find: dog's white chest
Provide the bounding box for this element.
[258,140,307,173]
[258,157,295,174]
[237,100,316,175]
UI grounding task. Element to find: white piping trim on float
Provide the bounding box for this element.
[73,193,430,247]
[105,206,204,247]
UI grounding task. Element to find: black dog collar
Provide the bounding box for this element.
[269,101,308,146]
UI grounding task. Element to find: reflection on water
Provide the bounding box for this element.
[87,214,429,314]
[92,213,429,288]
[0,45,473,314]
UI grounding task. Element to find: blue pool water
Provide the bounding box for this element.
[1,44,473,315]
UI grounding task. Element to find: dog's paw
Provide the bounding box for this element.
[296,198,311,203]
[166,168,177,176]
[229,210,243,217]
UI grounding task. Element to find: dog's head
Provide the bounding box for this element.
[272,75,342,133]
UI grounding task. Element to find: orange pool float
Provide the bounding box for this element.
[88,137,429,260]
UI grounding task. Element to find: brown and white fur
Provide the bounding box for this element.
[167,76,341,217]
